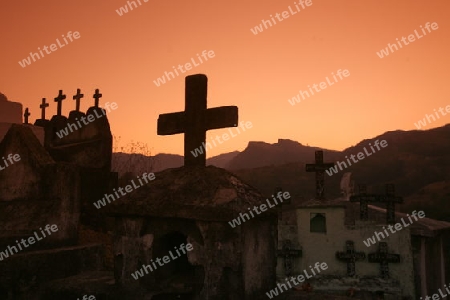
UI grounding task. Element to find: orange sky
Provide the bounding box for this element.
[1,0,449,157]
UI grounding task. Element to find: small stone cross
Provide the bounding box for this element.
[40,98,49,119]
[93,89,102,107]
[305,151,335,199]
[368,242,400,279]
[24,108,30,124]
[73,88,84,111]
[277,240,302,276]
[54,90,66,116]
[336,240,366,277]
[350,184,403,223]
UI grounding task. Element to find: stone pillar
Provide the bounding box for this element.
[421,238,427,298]
[440,235,446,290]
[114,217,145,288]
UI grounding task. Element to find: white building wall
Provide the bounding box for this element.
[295,207,415,298]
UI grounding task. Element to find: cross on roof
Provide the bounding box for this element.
[93,89,102,107]
[350,184,403,223]
[305,151,335,199]
[336,240,366,277]
[350,184,370,220]
[40,98,49,120]
[24,108,30,124]
[157,74,238,167]
[277,240,302,276]
[385,184,402,224]
[54,90,66,116]
[73,88,84,111]
[368,242,400,279]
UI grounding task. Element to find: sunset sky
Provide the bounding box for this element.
[1,0,449,157]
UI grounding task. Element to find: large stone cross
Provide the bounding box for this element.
[305,151,335,199]
[350,184,403,223]
[54,90,66,116]
[40,98,49,119]
[336,241,366,277]
[368,242,400,279]
[93,89,102,107]
[157,74,238,167]
[277,240,302,276]
[73,88,84,111]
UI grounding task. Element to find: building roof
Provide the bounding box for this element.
[368,205,450,237]
[105,165,275,222]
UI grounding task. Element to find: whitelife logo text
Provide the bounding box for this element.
[18,31,81,68]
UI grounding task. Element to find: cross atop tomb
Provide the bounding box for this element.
[24,108,30,124]
[350,184,403,223]
[93,89,102,107]
[305,151,335,199]
[73,88,84,111]
[40,98,49,120]
[157,74,238,167]
[54,90,66,116]
[384,184,403,224]
[350,184,370,220]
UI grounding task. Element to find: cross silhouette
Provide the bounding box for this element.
[336,240,366,277]
[350,184,370,220]
[54,90,66,116]
[93,89,102,107]
[350,184,403,223]
[305,151,335,199]
[157,74,238,167]
[73,88,84,111]
[368,242,400,279]
[24,108,30,124]
[40,98,49,120]
[277,240,302,276]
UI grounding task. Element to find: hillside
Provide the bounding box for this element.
[111,124,450,221]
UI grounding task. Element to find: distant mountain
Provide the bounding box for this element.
[227,139,340,170]
[206,151,240,168]
[112,124,450,221]
[112,139,341,175]
[336,124,450,196]
[232,124,450,221]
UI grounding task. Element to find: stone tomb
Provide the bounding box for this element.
[0,89,116,299]
[105,74,277,299]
